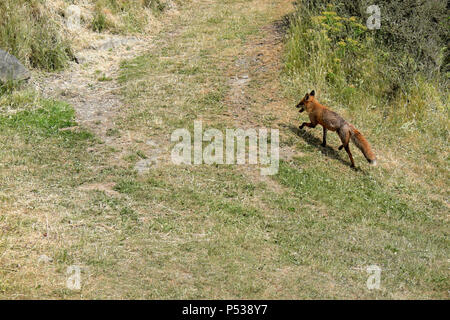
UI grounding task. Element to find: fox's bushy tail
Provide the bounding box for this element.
[349,124,377,165]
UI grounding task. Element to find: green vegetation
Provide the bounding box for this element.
[0,90,92,141]
[279,0,449,298]
[322,0,448,80]
[92,5,110,33]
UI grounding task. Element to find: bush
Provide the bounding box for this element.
[285,4,384,102]
[296,0,448,82]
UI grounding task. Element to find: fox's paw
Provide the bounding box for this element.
[338,145,344,150]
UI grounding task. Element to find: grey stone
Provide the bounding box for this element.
[74,54,87,64]
[234,75,250,86]
[135,157,158,175]
[0,49,30,82]
[38,254,53,264]
[95,37,139,51]
[145,139,159,147]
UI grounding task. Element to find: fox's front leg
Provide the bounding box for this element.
[322,127,327,147]
[299,121,317,130]
[300,114,318,130]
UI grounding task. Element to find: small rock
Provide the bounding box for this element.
[135,157,158,175]
[96,37,139,50]
[235,57,249,67]
[146,139,159,147]
[234,76,250,86]
[0,49,30,82]
[38,255,53,264]
[74,54,87,64]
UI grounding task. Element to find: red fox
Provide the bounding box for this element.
[296,90,376,168]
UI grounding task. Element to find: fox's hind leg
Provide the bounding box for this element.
[344,145,355,168]
[337,127,355,168]
[338,126,349,150]
[337,127,350,149]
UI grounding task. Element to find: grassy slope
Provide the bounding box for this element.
[0,0,448,299]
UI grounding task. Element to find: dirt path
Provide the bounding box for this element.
[30,9,183,177]
[223,15,299,159]
[5,0,303,299]
[33,35,147,140]
[33,1,295,142]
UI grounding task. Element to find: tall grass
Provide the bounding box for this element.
[91,0,168,33]
[0,0,73,71]
[0,0,174,72]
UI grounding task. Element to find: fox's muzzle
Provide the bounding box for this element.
[295,102,305,113]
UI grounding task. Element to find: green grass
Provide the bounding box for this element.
[274,159,447,297]
[276,1,449,298]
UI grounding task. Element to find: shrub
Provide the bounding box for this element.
[296,0,448,83]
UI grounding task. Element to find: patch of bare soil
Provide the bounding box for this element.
[78,182,119,196]
[222,2,298,191]
[225,22,289,124]
[32,34,151,141]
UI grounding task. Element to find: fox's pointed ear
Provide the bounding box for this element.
[310,90,315,96]
[305,93,309,100]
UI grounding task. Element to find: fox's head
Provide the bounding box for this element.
[295,90,315,113]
